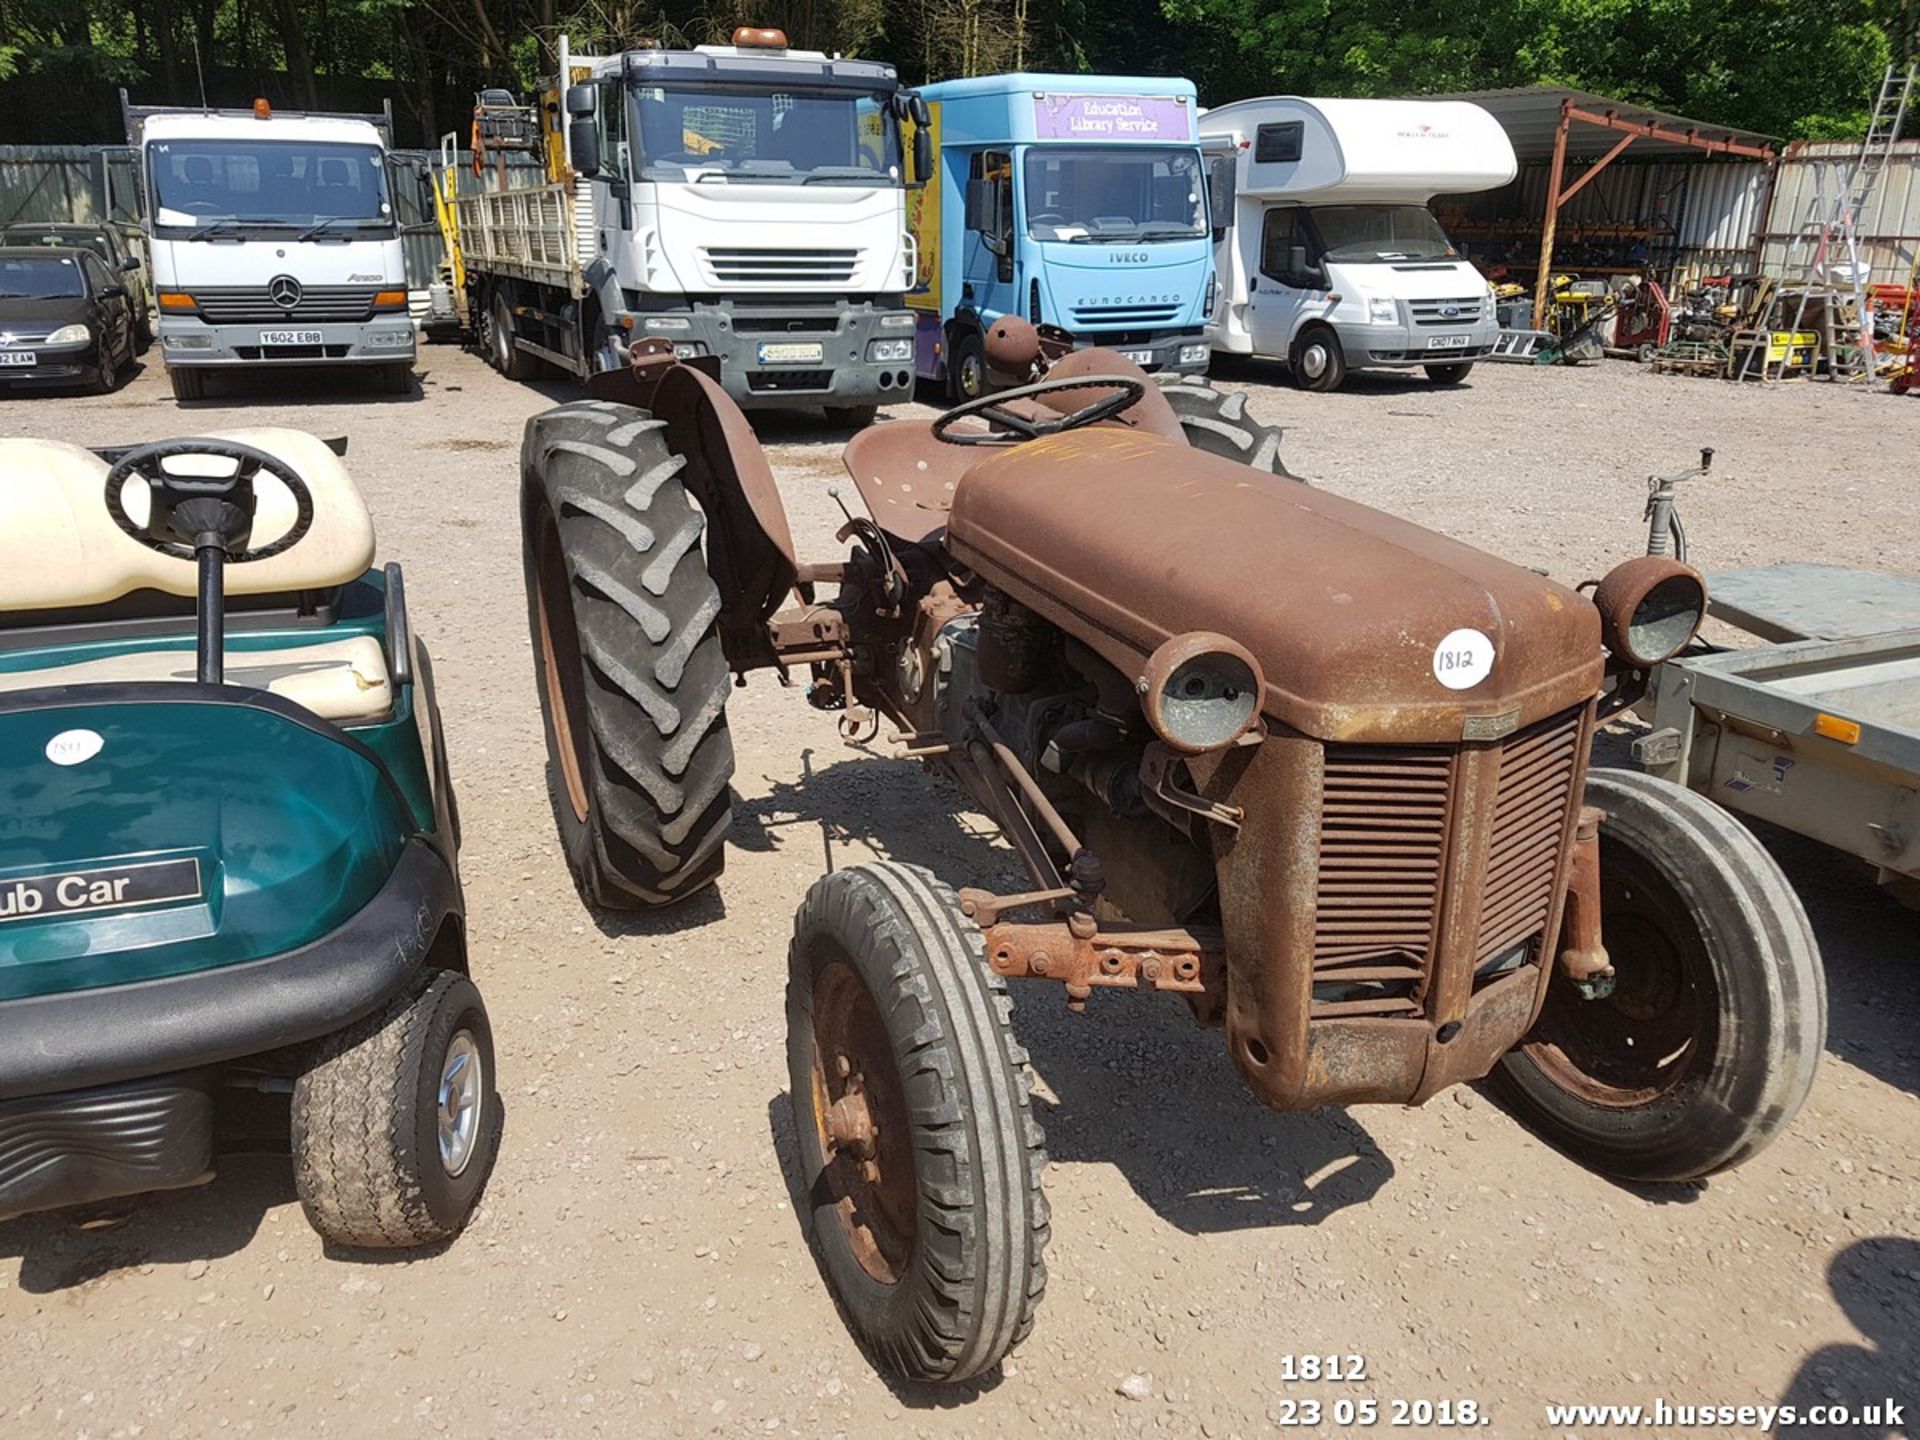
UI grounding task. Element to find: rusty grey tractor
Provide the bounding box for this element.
[517,329,1823,1383]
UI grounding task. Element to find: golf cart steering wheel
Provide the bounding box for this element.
[931,373,1148,447]
[104,438,314,562]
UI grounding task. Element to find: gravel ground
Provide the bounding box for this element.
[2,349,1916,1439]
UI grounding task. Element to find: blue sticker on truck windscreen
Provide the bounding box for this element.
[0,858,202,925]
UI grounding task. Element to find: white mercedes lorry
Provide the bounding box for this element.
[442,29,921,425]
[1201,97,1515,391]
[123,95,415,400]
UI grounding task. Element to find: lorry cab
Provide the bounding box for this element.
[1201,97,1515,392]
[909,74,1215,397]
[122,96,415,401]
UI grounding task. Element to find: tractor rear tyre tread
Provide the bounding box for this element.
[786,862,1050,1383]
[522,399,735,909]
[1154,374,1300,479]
[1493,768,1825,1182]
[291,969,501,1249]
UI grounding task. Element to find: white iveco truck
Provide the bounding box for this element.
[444,29,922,424]
[123,94,415,400]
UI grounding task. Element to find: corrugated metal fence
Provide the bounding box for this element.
[1761,139,1920,288]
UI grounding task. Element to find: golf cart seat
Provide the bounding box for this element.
[0,429,392,722]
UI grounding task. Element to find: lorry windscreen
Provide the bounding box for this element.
[147,140,394,237]
[1023,147,1205,243]
[1308,205,1457,264]
[631,86,902,184]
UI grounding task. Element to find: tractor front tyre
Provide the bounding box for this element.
[292,969,502,1248]
[1154,374,1300,479]
[786,862,1050,1383]
[1493,769,1825,1182]
[521,399,735,910]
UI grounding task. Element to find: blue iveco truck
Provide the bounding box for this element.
[905,73,1217,398]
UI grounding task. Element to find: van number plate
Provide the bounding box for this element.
[0,352,36,366]
[1427,334,1470,350]
[0,858,202,925]
[260,329,324,346]
[758,341,823,364]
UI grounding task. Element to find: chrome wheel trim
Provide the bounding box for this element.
[437,1030,484,1177]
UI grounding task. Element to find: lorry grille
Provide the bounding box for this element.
[1071,303,1181,327]
[702,248,859,285]
[1310,705,1586,1018]
[190,285,379,325]
[1409,296,1485,327]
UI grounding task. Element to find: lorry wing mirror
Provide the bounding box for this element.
[964,177,992,234]
[912,127,933,184]
[1208,157,1236,241]
[909,94,930,127]
[570,118,601,177]
[565,84,596,119]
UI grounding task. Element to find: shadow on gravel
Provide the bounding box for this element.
[166,362,426,407]
[1775,1236,1920,1438]
[1207,352,1486,397]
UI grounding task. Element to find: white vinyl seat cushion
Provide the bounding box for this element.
[0,428,376,612]
[0,635,393,723]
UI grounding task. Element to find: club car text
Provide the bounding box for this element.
[0,858,201,923]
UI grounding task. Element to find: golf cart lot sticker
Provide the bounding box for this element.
[1432,628,1495,690]
[44,728,104,766]
[0,858,202,924]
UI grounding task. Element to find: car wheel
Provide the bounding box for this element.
[1290,325,1346,392]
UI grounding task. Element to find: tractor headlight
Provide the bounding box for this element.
[1367,297,1398,325]
[1138,632,1265,754]
[1593,556,1707,666]
[45,322,91,345]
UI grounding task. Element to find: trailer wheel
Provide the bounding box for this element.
[1424,361,1473,384]
[521,400,735,909]
[1154,374,1300,479]
[786,862,1050,1383]
[1494,768,1825,1182]
[291,969,502,1249]
[1290,324,1346,392]
[485,286,535,381]
[168,366,206,402]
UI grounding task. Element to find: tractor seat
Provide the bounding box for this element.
[0,635,393,723]
[0,430,376,615]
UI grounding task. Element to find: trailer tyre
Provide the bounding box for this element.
[1290,324,1346,392]
[786,862,1050,1382]
[521,400,735,910]
[1493,768,1825,1182]
[1153,374,1300,479]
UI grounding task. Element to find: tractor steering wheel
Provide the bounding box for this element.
[931,374,1148,447]
[104,438,314,562]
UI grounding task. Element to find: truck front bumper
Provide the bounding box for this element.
[158,315,416,367]
[629,299,915,411]
[1330,318,1500,369]
[1077,331,1211,376]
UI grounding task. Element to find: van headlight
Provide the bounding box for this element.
[45,323,91,345]
[1138,632,1265,754]
[1593,556,1707,666]
[1367,297,1397,325]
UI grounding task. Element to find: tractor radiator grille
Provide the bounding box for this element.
[1310,705,1587,1019]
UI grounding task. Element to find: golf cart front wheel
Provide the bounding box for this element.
[1494,768,1825,1182]
[292,969,502,1248]
[786,862,1050,1383]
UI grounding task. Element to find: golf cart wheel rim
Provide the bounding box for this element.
[1521,841,1713,1108]
[438,1030,485,1177]
[810,959,918,1284]
[533,514,592,823]
[1301,342,1329,379]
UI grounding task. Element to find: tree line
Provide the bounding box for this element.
[0,0,1912,147]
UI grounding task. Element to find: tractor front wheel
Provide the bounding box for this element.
[786,862,1050,1382]
[1494,768,1825,1182]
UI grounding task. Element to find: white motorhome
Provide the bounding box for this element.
[1201,97,1515,390]
[123,96,415,400]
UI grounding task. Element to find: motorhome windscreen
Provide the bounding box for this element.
[1306,205,1456,263]
[630,86,902,183]
[147,140,393,239]
[1023,147,1206,242]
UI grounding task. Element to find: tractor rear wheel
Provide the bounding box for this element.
[786,862,1050,1382]
[1154,374,1299,479]
[1493,768,1825,1182]
[521,400,735,909]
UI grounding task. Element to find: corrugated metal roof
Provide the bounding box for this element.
[1405,86,1781,164]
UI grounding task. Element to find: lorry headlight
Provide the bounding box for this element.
[365,329,414,348]
[44,323,91,345]
[1367,297,1397,324]
[1138,632,1265,754]
[644,316,691,331]
[880,313,916,328]
[163,333,214,351]
[673,342,706,359]
[1179,343,1209,365]
[867,338,914,362]
[1592,556,1707,666]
